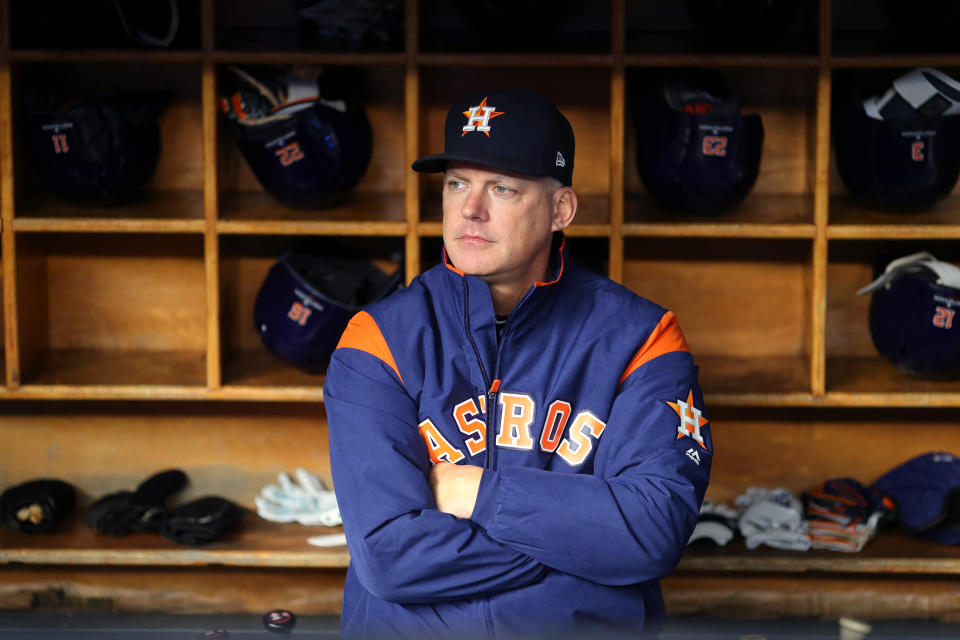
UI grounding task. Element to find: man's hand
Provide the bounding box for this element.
[429,462,484,519]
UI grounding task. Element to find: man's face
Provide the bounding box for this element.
[442,163,560,288]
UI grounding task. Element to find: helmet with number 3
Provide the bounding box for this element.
[632,77,764,213]
[254,250,403,373]
[221,66,372,209]
[834,67,960,209]
[857,252,960,379]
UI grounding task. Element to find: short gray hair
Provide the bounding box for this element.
[543,176,563,192]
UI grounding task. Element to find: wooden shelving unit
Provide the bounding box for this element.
[2,0,960,620]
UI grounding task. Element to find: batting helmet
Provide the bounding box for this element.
[254,250,402,373]
[221,66,373,209]
[834,68,960,209]
[27,92,168,206]
[633,78,764,213]
[857,252,960,379]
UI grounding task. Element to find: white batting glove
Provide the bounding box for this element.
[255,469,341,527]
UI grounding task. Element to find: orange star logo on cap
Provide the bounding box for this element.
[461,97,505,137]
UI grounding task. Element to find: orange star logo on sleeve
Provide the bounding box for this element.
[461,97,505,137]
[667,390,708,449]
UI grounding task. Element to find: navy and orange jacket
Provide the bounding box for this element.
[324,237,713,639]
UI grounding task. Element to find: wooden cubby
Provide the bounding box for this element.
[2,0,960,621]
[622,237,814,403]
[218,234,403,397]
[14,233,207,389]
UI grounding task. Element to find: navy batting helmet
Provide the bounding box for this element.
[27,92,168,206]
[254,250,402,373]
[221,66,373,209]
[633,78,764,213]
[857,252,960,379]
[834,68,960,209]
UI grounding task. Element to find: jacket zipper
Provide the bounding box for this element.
[461,280,500,639]
[461,278,500,470]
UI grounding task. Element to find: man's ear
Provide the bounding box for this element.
[551,187,578,232]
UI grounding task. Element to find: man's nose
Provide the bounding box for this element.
[461,189,488,221]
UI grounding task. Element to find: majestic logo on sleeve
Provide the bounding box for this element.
[462,97,504,137]
[667,390,708,449]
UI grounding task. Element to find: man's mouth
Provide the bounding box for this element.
[459,233,493,244]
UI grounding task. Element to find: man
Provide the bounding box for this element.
[324,88,712,639]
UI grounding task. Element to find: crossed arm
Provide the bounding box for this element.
[429,462,484,519]
[326,340,711,604]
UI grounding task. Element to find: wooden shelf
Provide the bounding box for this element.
[830,54,960,68]
[415,53,613,67]
[0,512,348,569]
[5,514,955,577]
[220,349,324,401]
[14,191,205,234]
[828,195,960,239]
[217,192,407,236]
[20,349,207,389]
[623,54,820,68]
[698,355,814,407]
[8,50,203,63]
[825,356,960,406]
[624,193,816,238]
[678,530,960,575]
[211,51,405,66]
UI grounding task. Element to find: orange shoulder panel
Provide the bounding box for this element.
[617,310,690,386]
[335,311,404,385]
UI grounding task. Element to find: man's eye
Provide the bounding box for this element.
[493,185,513,195]
[447,180,464,190]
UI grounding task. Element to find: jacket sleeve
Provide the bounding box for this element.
[469,313,712,586]
[324,314,547,604]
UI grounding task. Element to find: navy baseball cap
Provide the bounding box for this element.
[412,88,575,186]
[871,451,960,544]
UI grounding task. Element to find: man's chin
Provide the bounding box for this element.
[447,249,496,275]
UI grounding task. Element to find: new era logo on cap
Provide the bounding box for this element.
[412,88,575,186]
